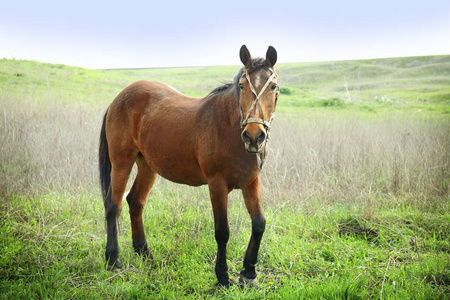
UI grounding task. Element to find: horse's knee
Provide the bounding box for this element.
[215,225,230,245]
[252,214,266,237]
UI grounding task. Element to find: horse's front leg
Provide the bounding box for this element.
[208,178,232,287]
[240,176,266,285]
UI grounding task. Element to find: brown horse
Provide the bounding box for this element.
[99,45,279,286]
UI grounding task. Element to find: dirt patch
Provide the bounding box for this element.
[338,219,378,241]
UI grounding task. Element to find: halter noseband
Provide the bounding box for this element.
[239,67,279,169]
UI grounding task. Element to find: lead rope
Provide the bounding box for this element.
[240,68,278,169]
[257,114,274,169]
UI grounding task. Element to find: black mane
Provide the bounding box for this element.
[207,58,271,99]
[208,82,234,97]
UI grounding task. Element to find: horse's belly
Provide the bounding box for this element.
[145,151,207,187]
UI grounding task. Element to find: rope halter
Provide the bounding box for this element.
[240,67,278,129]
[239,67,279,169]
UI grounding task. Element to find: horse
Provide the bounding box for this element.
[99,45,279,286]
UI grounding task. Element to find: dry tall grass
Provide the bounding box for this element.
[1,98,448,212]
[0,99,103,196]
[262,113,449,211]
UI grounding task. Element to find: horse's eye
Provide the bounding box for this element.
[271,84,278,91]
[239,84,244,91]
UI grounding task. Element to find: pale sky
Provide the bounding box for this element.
[1,0,449,69]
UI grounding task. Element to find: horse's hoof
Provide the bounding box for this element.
[106,260,122,271]
[142,251,153,260]
[215,278,236,289]
[239,274,260,288]
[134,244,153,259]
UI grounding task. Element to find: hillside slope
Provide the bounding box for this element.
[1,55,449,112]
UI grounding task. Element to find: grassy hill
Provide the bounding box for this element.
[0,56,449,299]
[278,55,450,112]
[1,55,449,113]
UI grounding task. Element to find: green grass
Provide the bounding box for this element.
[1,190,449,299]
[0,56,449,298]
[277,55,450,114]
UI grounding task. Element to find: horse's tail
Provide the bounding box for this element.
[99,108,111,201]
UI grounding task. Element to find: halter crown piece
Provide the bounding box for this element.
[239,67,279,169]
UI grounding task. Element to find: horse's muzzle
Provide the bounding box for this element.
[241,128,266,153]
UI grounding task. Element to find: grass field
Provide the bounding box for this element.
[0,56,449,299]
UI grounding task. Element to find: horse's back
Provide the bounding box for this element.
[108,80,200,130]
[110,80,186,111]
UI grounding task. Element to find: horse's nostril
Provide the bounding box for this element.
[241,130,266,145]
[256,131,266,144]
[241,130,252,143]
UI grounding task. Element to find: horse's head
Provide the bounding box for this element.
[238,45,279,154]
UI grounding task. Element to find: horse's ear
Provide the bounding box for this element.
[240,45,252,68]
[266,46,277,68]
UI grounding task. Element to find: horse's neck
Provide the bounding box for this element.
[208,91,241,130]
[200,90,260,172]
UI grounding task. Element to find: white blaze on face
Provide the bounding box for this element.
[254,73,261,89]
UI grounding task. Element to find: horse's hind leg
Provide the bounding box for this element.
[105,152,135,271]
[126,155,157,258]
